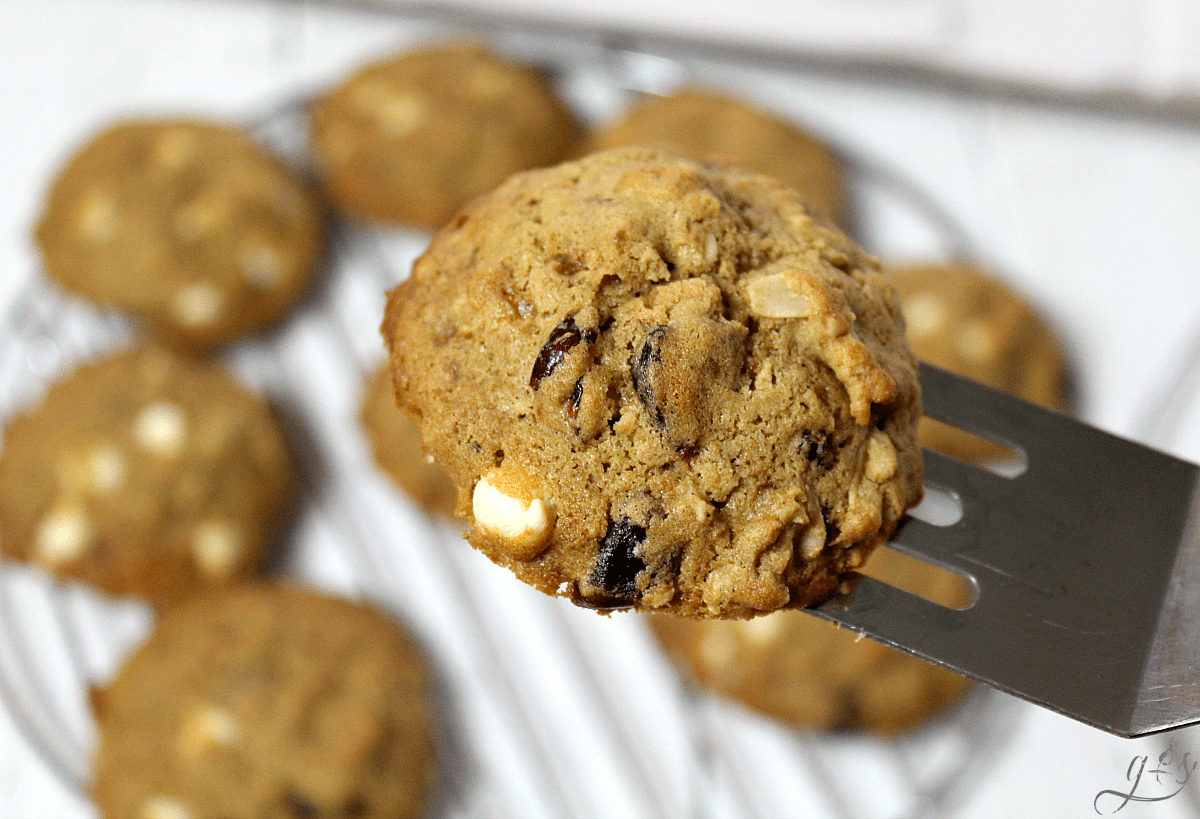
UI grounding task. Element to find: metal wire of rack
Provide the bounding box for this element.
[0,31,1030,819]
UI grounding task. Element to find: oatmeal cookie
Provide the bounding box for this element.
[311,42,581,230]
[35,118,324,349]
[888,262,1068,463]
[92,584,436,819]
[384,146,922,618]
[359,363,457,516]
[589,88,848,226]
[649,547,972,734]
[0,346,296,604]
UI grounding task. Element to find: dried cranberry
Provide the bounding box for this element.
[583,517,646,608]
[631,325,668,429]
[530,314,596,390]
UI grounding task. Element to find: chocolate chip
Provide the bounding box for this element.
[530,314,596,390]
[631,325,668,429]
[799,431,836,469]
[584,517,646,608]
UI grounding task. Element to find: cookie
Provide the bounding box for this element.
[383,146,922,618]
[311,42,582,230]
[359,363,457,516]
[0,346,296,604]
[35,118,324,349]
[588,89,848,226]
[649,547,971,734]
[888,263,1069,463]
[92,584,436,819]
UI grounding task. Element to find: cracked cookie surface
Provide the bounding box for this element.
[0,346,296,604]
[35,119,324,349]
[92,584,435,819]
[384,147,922,618]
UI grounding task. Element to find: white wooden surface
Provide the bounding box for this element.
[411,0,1200,104]
[3,2,1200,818]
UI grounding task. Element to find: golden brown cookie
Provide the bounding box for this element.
[888,262,1069,463]
[383,146,922,618]
[0,346,296,604]
[35,118,324,350]
[92,584,436,819]
[310,42,582,230]
[359,363,457,516]
[649,547,972,734]
[588,88,848,226]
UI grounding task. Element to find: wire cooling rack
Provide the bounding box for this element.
[0,34,1029,819]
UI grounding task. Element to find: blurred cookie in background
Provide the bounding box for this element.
[0,346,297,605]
[35,119,325,350]
[359,363,457,517]
[888,262,1070,464]
[311,42,582,230]
[588,88,848,227]
[92,584,437,819]
[648,547,972,735]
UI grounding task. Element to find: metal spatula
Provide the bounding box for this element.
[811,363,1200,737]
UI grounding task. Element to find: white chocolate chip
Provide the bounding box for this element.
[134,402,188,458]
[355,82,430,136]
[378,92,430,135]
[172,196,227,241]
[34,505,94,567]
[236,238,286,288]
[173,282,224,327]
[746,272,813,319]
[177,705,241,758]
[190,519,241,579]
[957,318,999,363]
[865,430,898,483]
[472,471,555,560]
[901,291,948,338]
[704,233,719,266]
[87,442,126,492]
[140,796,194,819]
[152,128,198,170]
[76,191,119,242]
